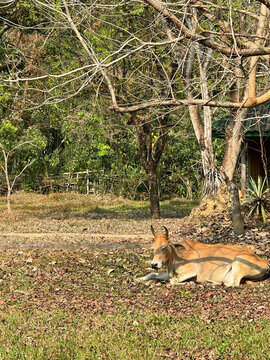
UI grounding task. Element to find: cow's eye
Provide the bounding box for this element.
[161,245,167,252]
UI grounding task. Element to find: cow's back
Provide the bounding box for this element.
[176,240,267,284]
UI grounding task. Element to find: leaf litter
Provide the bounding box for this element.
[0,193,269,359]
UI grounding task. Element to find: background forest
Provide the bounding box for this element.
[0,0,208,200]
[0,0,269,217]
[0,98,203,199]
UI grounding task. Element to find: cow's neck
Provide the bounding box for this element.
[167,244,178,276]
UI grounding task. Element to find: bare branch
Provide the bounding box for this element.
[246,4,269,106]
[62,0,117,107]
[0,0,15,8]
[144,0,270,57]
[165,1,261,20]
[10,141,35,153]
[4,36,186,85]
[111,90,270,113]
[10,158,36,191]
[3,64,97,83]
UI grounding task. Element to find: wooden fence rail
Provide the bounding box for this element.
[0,170,112,195]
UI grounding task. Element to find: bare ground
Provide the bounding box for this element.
[0,208,269,258]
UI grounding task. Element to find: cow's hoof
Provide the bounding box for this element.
[135,276,154,282]
[170,278,180,285]
[135,277,146,282]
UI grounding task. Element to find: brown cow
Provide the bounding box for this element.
[137,226,269,287]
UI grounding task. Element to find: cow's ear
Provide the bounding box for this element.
[172,243,185,249]
[151,225,155,237]
[164,226,169,238]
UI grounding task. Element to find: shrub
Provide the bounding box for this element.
[243,176,270,222]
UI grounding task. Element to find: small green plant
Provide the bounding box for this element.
[244,176,270,222]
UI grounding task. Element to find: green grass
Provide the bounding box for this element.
[0,310,269,360]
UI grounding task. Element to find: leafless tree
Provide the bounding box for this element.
[0,142,35,213]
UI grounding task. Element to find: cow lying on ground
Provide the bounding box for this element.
[137,226,269,287]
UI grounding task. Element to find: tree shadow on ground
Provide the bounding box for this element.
[37,199,199,220]
[0,193,198,221]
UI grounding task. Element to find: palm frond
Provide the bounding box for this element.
[244,176,270,223]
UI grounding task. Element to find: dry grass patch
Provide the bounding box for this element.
[0,192,136,216]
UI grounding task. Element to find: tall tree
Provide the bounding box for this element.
[128,112,168,218]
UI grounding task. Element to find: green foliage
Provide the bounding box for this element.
[0,122,47,157]
[160,121,202,198]
[0,121,47,191]
[59,110,149,198]
[243,177,270,222]
[0,122,18,150]
[61,113,114,172]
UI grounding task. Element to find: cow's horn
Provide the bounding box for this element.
[164,226,169,238]
[151,225,156,237]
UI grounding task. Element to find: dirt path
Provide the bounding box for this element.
[0,232,152,250]
[2,232,152,239]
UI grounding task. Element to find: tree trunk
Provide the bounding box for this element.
[240,144,247,197]
[130,113,167,219]
[7,188,11,214]
[184,44,221,199]
[222,110,247,181]
[220,70,246,236]
[147,171,161,219]
[167,22,223,199]
[2,150,12,214]
[226,179,245,236]
[187,102,224,198]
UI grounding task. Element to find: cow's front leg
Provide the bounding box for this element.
[136,272,169,282]
[170,269,197,285]
[170,277,183,285]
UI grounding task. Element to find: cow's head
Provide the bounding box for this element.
[150,225,173,269]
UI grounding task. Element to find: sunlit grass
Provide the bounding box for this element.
[0,309,269,360]
[0,192,197,218]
